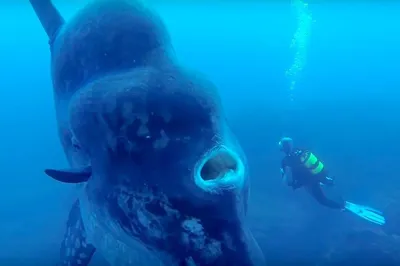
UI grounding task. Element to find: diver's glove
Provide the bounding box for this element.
[344,201,386,226]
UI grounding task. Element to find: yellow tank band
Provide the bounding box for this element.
[311,162,324,174]
[304,152,318,167]
[304,152,324,174]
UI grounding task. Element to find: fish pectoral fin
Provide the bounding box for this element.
[60,200,96,266]
[44,166,92,183]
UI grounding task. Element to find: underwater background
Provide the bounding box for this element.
[0,0,399,265]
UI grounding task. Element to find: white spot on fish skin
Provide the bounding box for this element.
[135,113,149,126]
[204,239,222,261]
[185,257,197,266]
[79,252,88,259]
[137,124,150,136]
[137,210,150,227]
[181,219,206,249]
[193,235,206,249]
[180,218,224,263]
[182,218,204,236]
[153,130,169,149]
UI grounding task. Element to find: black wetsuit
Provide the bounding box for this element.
[281,148,345,209]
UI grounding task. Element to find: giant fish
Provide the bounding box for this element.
[29,0,265,265]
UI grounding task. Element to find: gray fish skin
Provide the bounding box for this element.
[30,0,266,265]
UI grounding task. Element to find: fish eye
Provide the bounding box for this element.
[71,137,81,150]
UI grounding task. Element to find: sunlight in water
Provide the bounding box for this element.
[286,0,313,101]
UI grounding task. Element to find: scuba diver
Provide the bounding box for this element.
[278,137,385,226]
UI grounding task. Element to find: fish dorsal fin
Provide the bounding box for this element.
[29,0,65,42]
[44,166,92,183]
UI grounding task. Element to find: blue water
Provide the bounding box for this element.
[0,1,399,265]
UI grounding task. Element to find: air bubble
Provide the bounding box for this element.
[286,0,314,101]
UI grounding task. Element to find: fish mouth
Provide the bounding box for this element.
[194,146,245,193]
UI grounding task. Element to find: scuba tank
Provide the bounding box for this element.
[299,150,324,175]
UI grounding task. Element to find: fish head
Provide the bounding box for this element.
[68,65,263,265]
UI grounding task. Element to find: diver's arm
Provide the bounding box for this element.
[281,166,293,186]
[29,0,64,42]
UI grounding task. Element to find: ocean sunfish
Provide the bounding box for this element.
[29,0,265,265]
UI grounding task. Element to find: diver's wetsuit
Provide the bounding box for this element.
[281,148,345,210]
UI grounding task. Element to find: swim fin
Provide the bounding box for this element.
[344,201,386,226]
